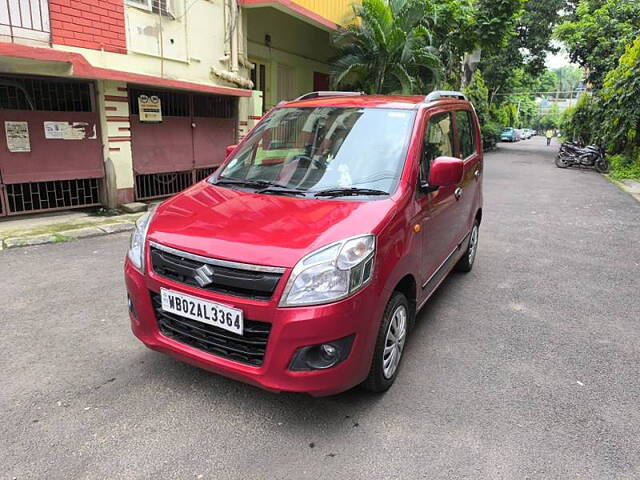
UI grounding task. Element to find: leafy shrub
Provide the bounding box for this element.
[600,36,640,157]
[560,94,600,144]
[464,71,489,124]
[481,122,501,151]
[608,152,640,180]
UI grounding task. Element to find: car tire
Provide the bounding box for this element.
[361,292,410,393]
[455,221,479,272]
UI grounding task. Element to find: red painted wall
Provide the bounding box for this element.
[49,0,126,54]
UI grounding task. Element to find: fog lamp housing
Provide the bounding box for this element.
[289,335,355,371]
[127,294,138,320]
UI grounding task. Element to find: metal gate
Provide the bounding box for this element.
[0,75,103,216]
[129,88,236,200]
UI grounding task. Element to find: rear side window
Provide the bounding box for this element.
[455,110,476,159]
[421,112,453,180]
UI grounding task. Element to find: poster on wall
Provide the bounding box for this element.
[44,121,98,140]
[5,121,31,152]
[44,121,66,139]
[138,95,163,123]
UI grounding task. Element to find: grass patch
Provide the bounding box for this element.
[608,153,640,180]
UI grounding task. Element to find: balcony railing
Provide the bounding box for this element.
[0,0,50,43]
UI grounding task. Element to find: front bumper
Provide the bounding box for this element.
[125,259,382,396]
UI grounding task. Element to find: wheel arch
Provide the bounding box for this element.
[393,274,417,329]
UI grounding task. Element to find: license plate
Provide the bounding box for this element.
[160,288,243,335]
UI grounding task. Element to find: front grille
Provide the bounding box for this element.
[151,293,270,366]
[150,246,283,301]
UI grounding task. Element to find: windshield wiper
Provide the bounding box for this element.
[212,178,307,196]
[257,184,308,197]
[211,178,273,189]
[313,187,389,198]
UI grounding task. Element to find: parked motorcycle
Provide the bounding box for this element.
[556,142,609,173]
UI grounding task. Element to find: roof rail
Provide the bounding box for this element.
[294,91,364,101]
[424,90,467,102]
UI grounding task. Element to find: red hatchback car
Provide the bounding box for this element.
[125,90,483,396]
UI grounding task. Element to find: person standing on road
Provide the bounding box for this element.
[546,129,553,146]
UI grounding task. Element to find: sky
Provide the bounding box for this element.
[546,43,573,68]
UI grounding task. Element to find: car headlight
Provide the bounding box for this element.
[127,209,155,271]
[280,234,376,307]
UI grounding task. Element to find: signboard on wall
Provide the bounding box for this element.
[5,121,31,152]
[138,95,163,123]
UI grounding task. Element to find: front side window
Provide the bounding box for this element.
[455,110,476,159]
[420,112,453,181]
[216,107,416,196]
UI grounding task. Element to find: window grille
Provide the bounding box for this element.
[5,179,101,214]
[135,171,193,200]
[0,76,93,112]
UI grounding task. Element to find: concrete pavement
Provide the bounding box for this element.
[1,137,639,479]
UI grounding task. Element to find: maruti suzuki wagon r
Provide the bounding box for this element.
[125,90,483,396]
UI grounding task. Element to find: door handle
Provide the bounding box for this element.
[454,187,463,200]
[474,169,481,179]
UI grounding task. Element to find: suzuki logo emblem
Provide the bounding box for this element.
[194,265,215,287]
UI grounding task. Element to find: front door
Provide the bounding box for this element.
[417,110,461,293]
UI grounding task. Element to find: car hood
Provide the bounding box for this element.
[147,182,396,268]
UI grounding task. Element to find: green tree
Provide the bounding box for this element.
[552,66,583,99]
[429,0,476,87]
[463,70,502,149]
[331,0,442,94]
[537,69,559,95]
[599,36,640,156]
[538,104,561,130]
[559,93,598,143]
[474,0,525,53]
[463,70,489,122]
[555,0,640,87]
[515,0,567,75]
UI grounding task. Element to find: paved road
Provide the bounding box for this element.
[2,137,639,479]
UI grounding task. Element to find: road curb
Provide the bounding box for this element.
[1,221,136,250]
[604,175,640,203]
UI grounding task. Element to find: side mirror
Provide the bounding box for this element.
[423,156,464,190]
[225,144,238,159]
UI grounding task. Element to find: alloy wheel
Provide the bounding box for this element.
[383,304,407,379]
[468,224,479,265]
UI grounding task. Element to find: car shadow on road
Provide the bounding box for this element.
[134,345,382,429]
[128,272,466,432]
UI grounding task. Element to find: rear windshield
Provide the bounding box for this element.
[215,107,416,195]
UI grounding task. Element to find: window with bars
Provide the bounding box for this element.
[0,76,93,112]
[129,88,235,118]
[129,88,189,116]
[126,0,177,18]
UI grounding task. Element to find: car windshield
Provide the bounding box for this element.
[213,107,416,196]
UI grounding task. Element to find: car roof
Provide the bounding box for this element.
[282,94,468,110]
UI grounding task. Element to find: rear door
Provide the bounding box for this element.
[453,109,482,239]
[417,110,461,291]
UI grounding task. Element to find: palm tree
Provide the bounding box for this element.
[331,0,443,95]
